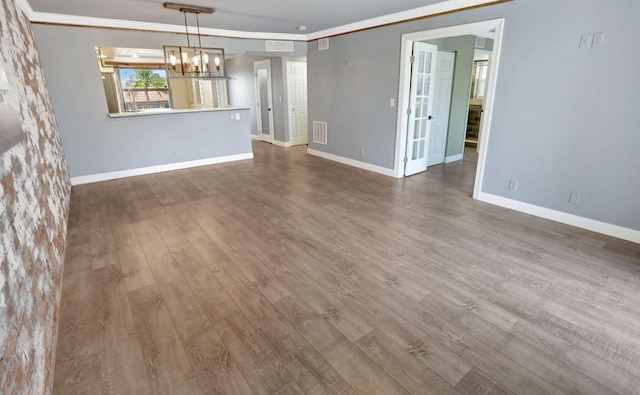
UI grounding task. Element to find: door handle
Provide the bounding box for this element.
[268,108,272,111]
[428,115,433,120]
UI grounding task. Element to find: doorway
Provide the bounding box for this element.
[254,60,274,143]
[465,49,493,153]
[393,19,505,199]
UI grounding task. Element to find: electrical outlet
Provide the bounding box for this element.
[390,98,395,107]
[568,192,581,205]
[171,151,177,159]
[235,113,241,120]
[592,32,605,48]
[230,112,235,120]
[359,148,365,157]
[579,34,593,49]
[508,180,518,191]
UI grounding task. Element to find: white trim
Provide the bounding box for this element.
[70,153,253,186]
[307,0,501,40]
[251,134,261,140]
[444,154,464,163]
[307,148,395,177]
[15,0,34,19]
[28,12,306,41]
[273,140,293,148]
[472,28,502,199]
[24,0,500,41]
[393,18,505,198]
[477,192,640,244]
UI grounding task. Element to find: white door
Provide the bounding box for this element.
[405,42,438,176]
[287,61,308,146]
[254,60,274,143]
[428,51,456,167]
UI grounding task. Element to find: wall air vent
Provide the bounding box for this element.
[475,36,486,49]
[312,121,328,145]
[266,41,294,52]
[318,38,329,51]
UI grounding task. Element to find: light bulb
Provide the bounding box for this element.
[214,57,220,66]
[202,53,209,64]
[169,54,177,66]
[182,52,189,63]
[193,56,200,67]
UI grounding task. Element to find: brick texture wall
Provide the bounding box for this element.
[0,0,71,393]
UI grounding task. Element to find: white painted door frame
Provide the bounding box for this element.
[393,18,505,200]
[254,60,275,143]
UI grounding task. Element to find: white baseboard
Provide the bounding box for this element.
[477,192,640,244]
[70,152,254,186]
[251,134,260,140]
[307,148,395,177]
[445,154,464,163]
[273,140,292,148]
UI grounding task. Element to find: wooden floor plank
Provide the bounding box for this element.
[225,279,356,395]
[128,284,202,394]
[55,141,640,394]
[93,264,152,395]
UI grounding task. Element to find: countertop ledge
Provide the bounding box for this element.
[108,107,250,118]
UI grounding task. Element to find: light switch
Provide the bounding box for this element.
[592,32,605,48]
[390,98,395,107]
[569,192,581,205]
[235,113,241,120]
[579,34,593,49]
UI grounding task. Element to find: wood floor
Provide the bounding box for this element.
[55,141,640,394]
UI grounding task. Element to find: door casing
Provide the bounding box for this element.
[393,19,505,200]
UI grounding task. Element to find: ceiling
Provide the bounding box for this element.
[26,0,484,36]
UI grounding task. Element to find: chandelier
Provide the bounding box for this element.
[163,2,226,79]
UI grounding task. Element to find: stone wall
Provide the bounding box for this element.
[0,0,71,393]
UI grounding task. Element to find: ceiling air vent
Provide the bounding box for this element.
[475,36,486,49]
[318,38,329,51]
[266,41,294,52]
[312,121,328,145]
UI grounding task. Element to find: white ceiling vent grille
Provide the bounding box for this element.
[266,41,294,52]
[312,121,328,145]
[475,36,486,49]
[318,38,329,51]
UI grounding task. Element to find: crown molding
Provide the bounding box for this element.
[28,11,308,40]
[18,0,505,41]
[306,0,507,40]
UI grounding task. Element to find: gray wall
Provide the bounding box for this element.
[31,24,306,178]
[307,0,640,231]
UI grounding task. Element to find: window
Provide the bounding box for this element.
[118,68,170,113]
[97,47,230,115]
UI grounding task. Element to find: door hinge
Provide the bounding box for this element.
[407,108,412,115]
[410,55,415,63]
[403,157,408,164]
